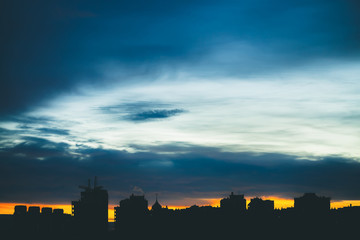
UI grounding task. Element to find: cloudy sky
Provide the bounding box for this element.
[1,0,360,210]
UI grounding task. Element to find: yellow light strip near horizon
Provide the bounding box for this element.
[1,198,360,222]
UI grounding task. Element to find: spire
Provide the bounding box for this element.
[152,193,162,211]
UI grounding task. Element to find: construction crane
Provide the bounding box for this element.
[79,177,103,191]
[94,176,103,190]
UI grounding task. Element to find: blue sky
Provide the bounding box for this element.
[1,0,360,206]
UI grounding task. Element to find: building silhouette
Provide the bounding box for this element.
[72,177,108,234]
[114,194,148,220]
[114,193,149,234]
[28,206,40,216]
[151,194,162,212]
[53,208,64,215]
[294,193,330,215]
[248,197,274,215]
[220,192,246,213]
[10,204,70,238]
[115,193,148,218]
[14,205,27,216]
[1,190,360,239]
[41,207,52,215]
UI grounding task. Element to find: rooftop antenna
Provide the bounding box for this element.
[79,179,92,191]
[156,193,158,202]
[94,176,103,190]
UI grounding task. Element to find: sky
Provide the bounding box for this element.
[1,0,360,211]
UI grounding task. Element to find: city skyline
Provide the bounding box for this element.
[1,0,360,214]
[2,188,360,222]
[3,184,359,239]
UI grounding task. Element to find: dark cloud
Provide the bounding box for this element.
[126,109,185,121]
[99,102,185,121]
[3,137,73,160]
[0,116,70,140]
[99,102,172,114]
[0,115,55,129]
[1,0,360,115]
[1,137,360,204]
[0,127,21,136]
[1,0,360,206]
[37,128,70,136]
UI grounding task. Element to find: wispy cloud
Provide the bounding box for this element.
[2,66,359,158]
[2,0,360,115]
[126,109,185,121]
[99,102,172,114]
[99,102,186,121]
[2,0,360,207]
[37,128,70,135]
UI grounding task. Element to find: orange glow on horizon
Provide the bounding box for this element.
[108,205,116,222]
[173,196,360,210]
[196,198,222,208]
[161,205,189,210]
[0,203,72,215]
[331,200,360,209]
[0,203,118,222]
[2,198,360,222]
[245,196,294,209]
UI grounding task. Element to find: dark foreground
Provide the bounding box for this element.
[1,208,359,240]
